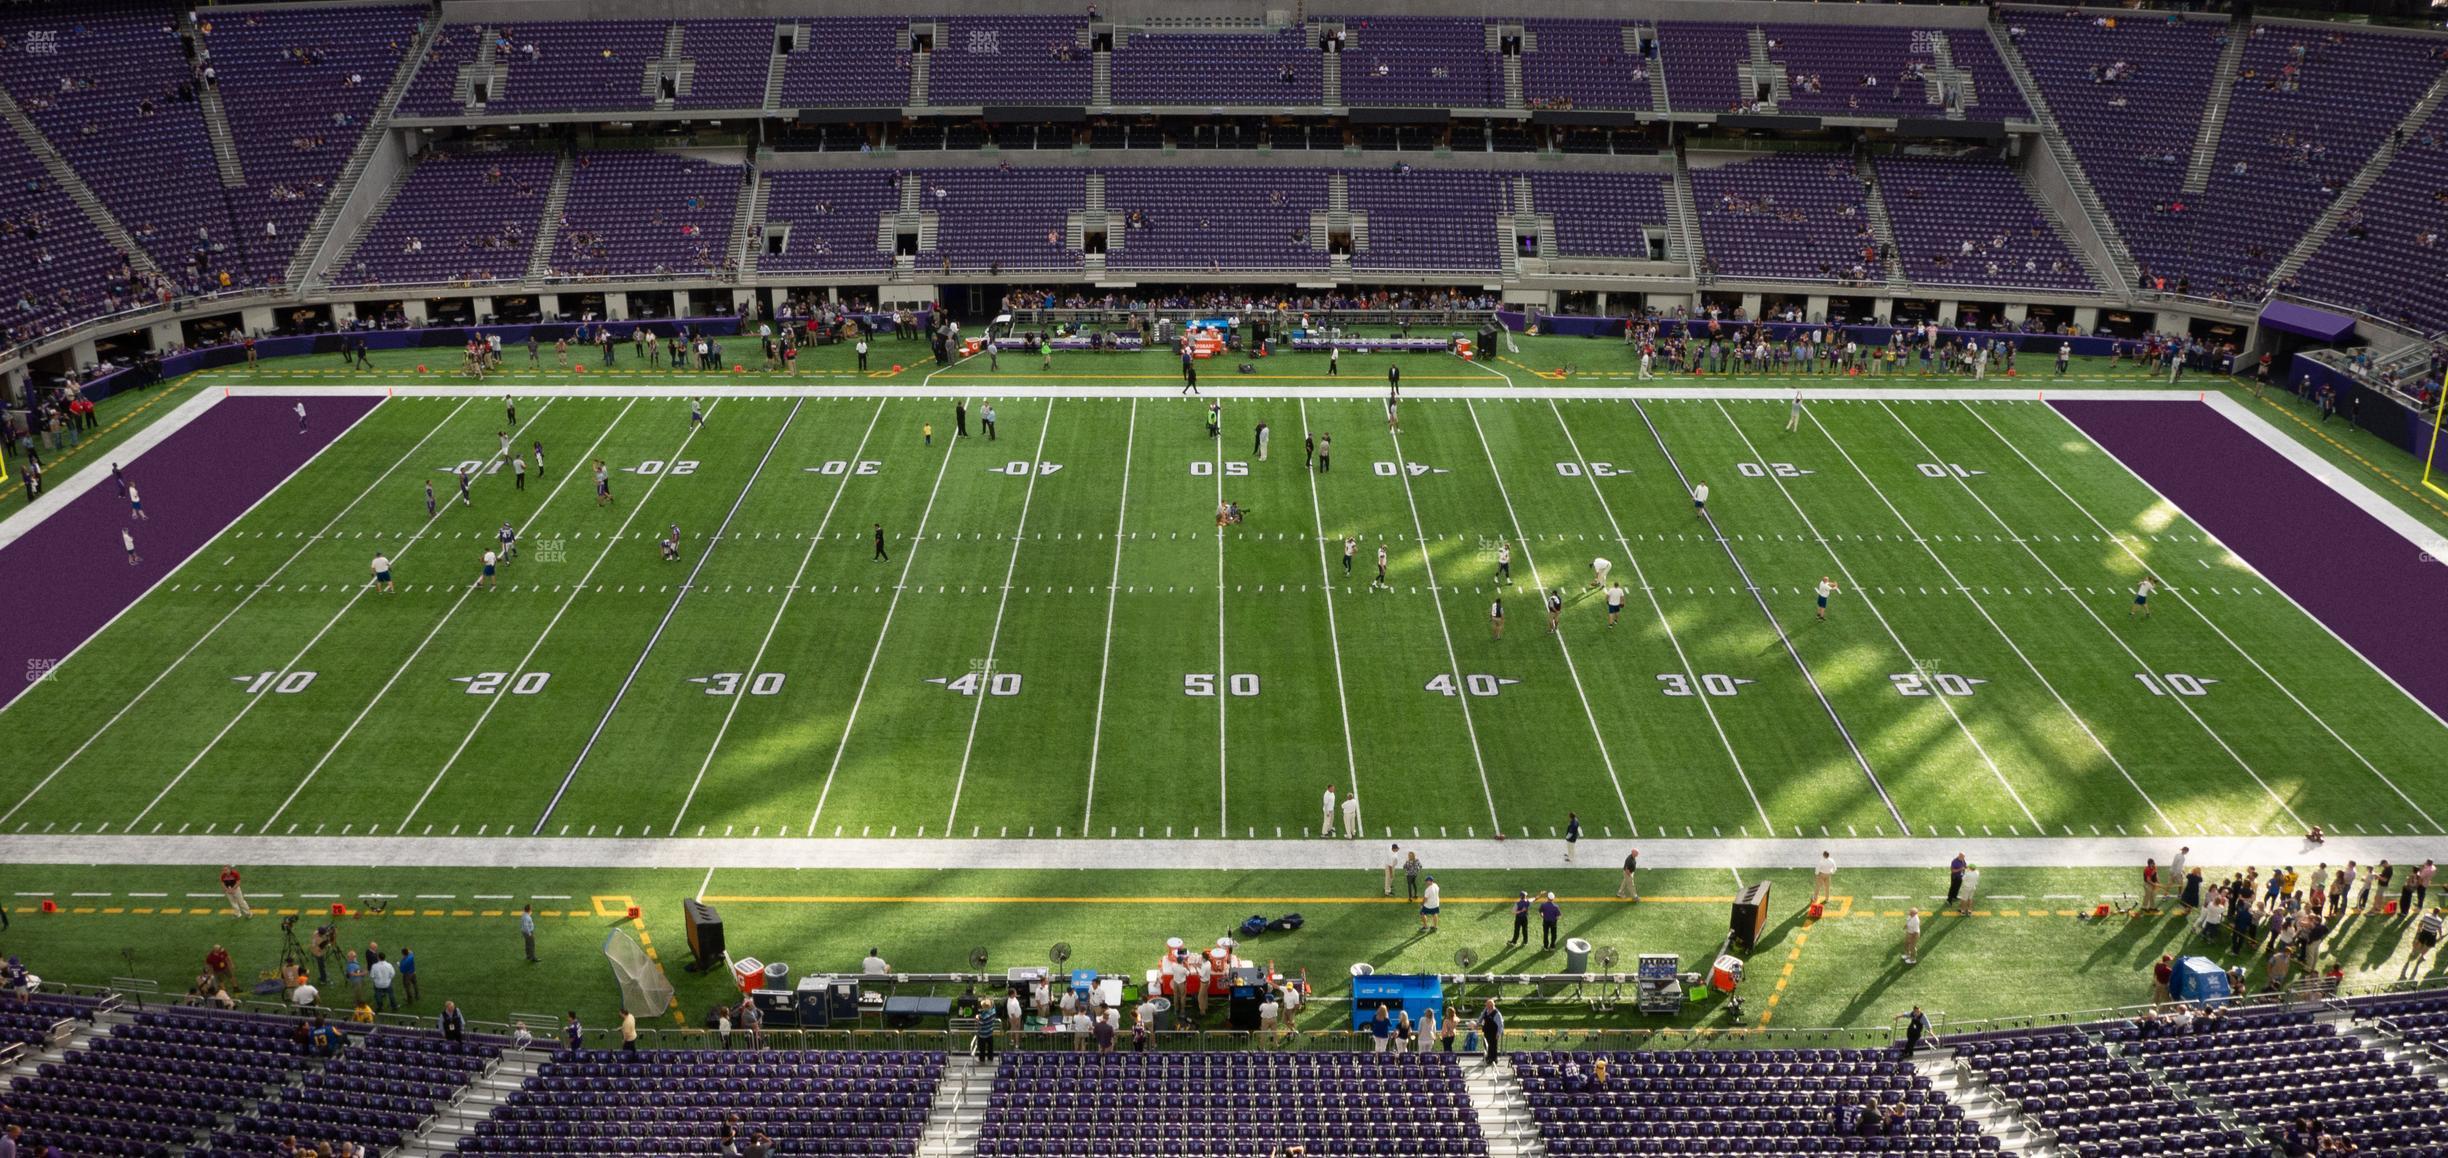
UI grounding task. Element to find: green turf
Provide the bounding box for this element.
[5,340,2446,1034]
[5,865,2442,1043]
[2,350,2442,843]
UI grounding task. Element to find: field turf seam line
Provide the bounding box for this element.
[1080,399,1140,835]
[261,398,651,833]
[1295,400,1364,826]
[668,398,891,837]
[1877,401,2307,831]
[1795,404,2175,835]
[942,400,1060,837]
[391,398,645,834]
[1462,398,1634,834]
[120,399,487,833]
[1629,399,1908,834]
[0,394,450,827]
[1385,421,1504,834]
[1993,402,2447,836]
[533,397,807,835]
[1715,399,2040,833]
[806,401,969,835]
[1549,400,1769,835]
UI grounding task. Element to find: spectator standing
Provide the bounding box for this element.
[1946,852,1966,907]
[519,905,537,962]
[1404,849,1422,902]
[1539,892,1562,950]
[1509,891,1530,947]
[1957,864,1980,915]
[619,1008,638,1055]
[369,954,396,1012]
[439,1001,465,1042]
[1420,877,1441,933]
[1900,1005,1929,1057]
[1477,999,1504,1063]
[2152,954,2175,1005]
[2141,858,2161,913]
[220,865,251,918]
[398,946,418,1003]
[2408,908,2444,980]
[1812,851,1836,906]
[1618,848,1640,901]
[1320,786,1336,837]
[563,1011,583,1050]
[1563,812,1580,862]
[1901,908,1922,966]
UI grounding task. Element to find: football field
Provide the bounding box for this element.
[6,367,2444,853]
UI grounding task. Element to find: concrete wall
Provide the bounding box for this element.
[444,0,1996,28]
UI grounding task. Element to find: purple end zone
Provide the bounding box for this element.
[2053,399,2448,722]
[0,395,380,709]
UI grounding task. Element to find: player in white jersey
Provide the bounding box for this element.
[478,550,498,590]
[1589,557,1613,589]
[1815,576,1839,620]
[1545,587,1564,633]
[2131,576,2158,618]
[1691,482,1710,517]
[1604,583,1626,627]
[1374,545,1390,589]
[1343,536,1358,577]
[1494,540,1512,585]
[1786,390,1803,433]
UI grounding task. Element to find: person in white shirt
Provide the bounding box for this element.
[1603,584,1627,629]
[1005,989,1024,1050]
[1340,794,1360,838]
[1786,390,1803,433]
[861,948,890,975]
[1691,482,1709,517]
[1258,990,1281,1037]
[1815,576,1839,621]
[1589,557,1613,589]
[1957,865,1980,915]
[1373,545,1389,589]
[1494,540,1512,585]
[1638,349,1654,380]
[1902,908,1922,965]
[122,528,139,565]
[1384,844,1402,897]
[369,956,397,1011]
[1813,850,1836,904]
[291,981,319,1008]
[478,549,497,590]
[1420,877,1442,932]
[2131,576,2158,619]
[1320,786,1337,837]
[1192,956,1213,1017]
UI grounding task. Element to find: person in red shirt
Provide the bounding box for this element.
[2152,954,2175,1005]
[205,944,233,992]
[220,865,251,918]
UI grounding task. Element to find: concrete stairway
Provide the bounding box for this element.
[2184,18,2250,195]
[1743,28,1789,111]
[1670,148,1708,281]
[1502,54,1525,111]
[1321,41,1342,106]
[1631,27,1669,114]
[388,1047,547,1157]
[914,1054,993,1157]
[288,15,439,286]
[1465,1058,1547,1158]
[1855,154,1907,287]
[195,82,248,187]
[324,161,413,284]
[764,25,796,112]
[1092,43,1113,106]
[733,166,765,279]
[910,51,930,108]
[2270,70,2448,286]
[525,153,575,282]
[2019,165,2119,295]
[1990,23,2139,291]
[457,26,497,108]
[0,85,162,276]
[1916,1048,2052,1155]
[1928,32,1975,120]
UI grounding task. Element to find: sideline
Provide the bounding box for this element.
[0,832,2414,872]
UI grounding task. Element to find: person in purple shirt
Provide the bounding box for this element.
[1539,892,1563,950]
[1508,891,1531,947]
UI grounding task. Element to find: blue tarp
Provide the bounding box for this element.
[2259,300,2357,344]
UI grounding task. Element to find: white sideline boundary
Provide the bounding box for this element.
[0,831,2429,872]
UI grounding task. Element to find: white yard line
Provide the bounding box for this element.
[1629,399,1907,833]
[1384,425,1504,833]
[667,399,889,836]
[941,402,1058,836]
[1079,400,1139,834]
[389,399,698,833]
[1295,401,1362,814]
[1796,404,2172,833]
[532,398,808,834]
[1548,401,1773,835]
[121,399,506,832]
[1460,399,1633,834]
[1212,405,1229,833]
[254,396,577,832]
[1984,401,2444,834]
[805,410,967,834]
[1877,401,2307,830]
[0,396,458,826]
[1713,400,2042,833]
